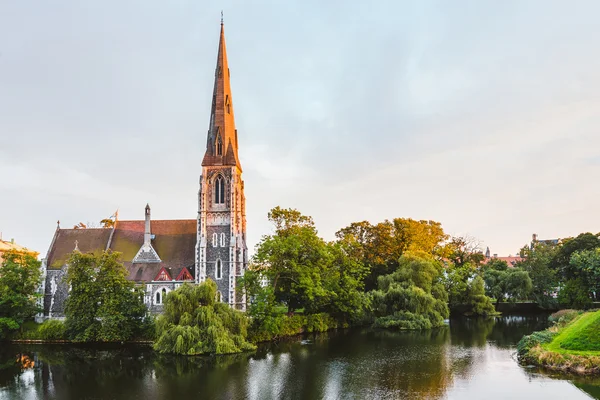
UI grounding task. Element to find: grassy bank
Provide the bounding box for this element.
[518,309,600,374]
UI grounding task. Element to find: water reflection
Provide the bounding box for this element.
[0,315,597,400]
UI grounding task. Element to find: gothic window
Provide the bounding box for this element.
[226,95,230,114]
[216,259,222,280]
[220,233,225,247]
[212,233,218,247]
[162,288,167,298]
[215,176,225,204]
[216,291,222,302]
[216,134,223,156]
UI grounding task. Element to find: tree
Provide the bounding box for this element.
[64,251,148,342]
[444,236,485,268]
[444,262,496,316]
[336,218,447,291]
[0,250,42,339]
[154,280,255,355]
[569,248,600,301]
[482,260,532,305]
[551,233,600,281]
[370,252,449,330]
[517,242,558,307]
[252,207,331,313]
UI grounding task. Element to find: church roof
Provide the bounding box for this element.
[46,219,197,283]
[202,22,242,170]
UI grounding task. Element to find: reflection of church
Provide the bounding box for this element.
[39,22,248,320]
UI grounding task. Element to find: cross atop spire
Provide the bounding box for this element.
[202,21,242,170]
[221,10,224,25]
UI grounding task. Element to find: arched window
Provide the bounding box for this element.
[156,291,161,305]
[216,291,222,302]
[220,233,226,247]
[216,259,222,280]
[212,233,218,247]
[226,95,230,114]
[162,288,167,302]
[216,134,223,156]
[215,176,225,204]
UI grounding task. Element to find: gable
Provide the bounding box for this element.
[154,267,172,281]
[176,267,194,281]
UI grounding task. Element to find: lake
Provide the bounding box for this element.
[1,315,599,399]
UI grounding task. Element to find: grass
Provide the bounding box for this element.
[545,311,600,356]
[518,310,600,374]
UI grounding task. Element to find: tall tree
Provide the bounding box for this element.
[517,242,558,307]
[64,251,148,342]
[0,250,42,339]
[252,207,331,313]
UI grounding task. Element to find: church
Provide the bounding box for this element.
[39,22,248,320]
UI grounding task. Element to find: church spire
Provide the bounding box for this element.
[202,21,241,169]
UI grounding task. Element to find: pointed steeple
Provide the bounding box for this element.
[202,20,242,170]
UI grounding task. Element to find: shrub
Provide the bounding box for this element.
[373,311,434,330]
[38,320,66,341]
[548,309,579,326]
[517,330,556,362]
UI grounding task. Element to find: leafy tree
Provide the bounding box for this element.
[517,242,558,307]
[64,251,148,342]
[336,218,447,290]
[558,278,592,309]
[154,280,255,355]
[444,263,496,316]
[252,207,331,313]
[0,250,42,339]
[444,236,485,268]
[551,233,600,280]
[482,260,532,305]
[370,252,449,330]
[569,248,600,301]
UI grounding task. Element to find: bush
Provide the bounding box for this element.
[373,311,434,330]
[548,309,579,326]
[38,320,66,341]
[517,330,556,362]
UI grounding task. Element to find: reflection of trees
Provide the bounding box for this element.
[523,369,600,400]
[0,316,561,399]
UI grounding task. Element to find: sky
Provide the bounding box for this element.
[1,0,600,258]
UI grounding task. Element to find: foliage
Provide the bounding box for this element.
[154,281,256,355]
[0,250,42,339]
[468,275,498,316]
[38,320,66,340]
[370,252,449,330]
[517,330,556,361]
[444,236,485,267]
[548,309,580,326]
[482,261,532,304]
[64,251,148,342]
[335,218,447,291]
[517,243,558,308]
[558,278,593,310]
[551,233,600,281]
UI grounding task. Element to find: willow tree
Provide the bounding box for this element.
[370,252,449,330]
[154,280,255,355]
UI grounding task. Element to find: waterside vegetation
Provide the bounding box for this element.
[518,309,600,374]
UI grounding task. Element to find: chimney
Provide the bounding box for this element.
[493,253,498,258]
[532,233,538,242]
[144,204,152,247]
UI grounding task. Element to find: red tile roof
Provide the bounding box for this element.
[46,219,197,283]
[484,256,523,268]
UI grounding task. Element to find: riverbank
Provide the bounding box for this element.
[518,310,600,375]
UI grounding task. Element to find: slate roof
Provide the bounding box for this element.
[46,219,197,283]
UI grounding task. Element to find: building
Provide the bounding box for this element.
[40,21,248,320]
[483,247,523,268]
[0,237,39,264]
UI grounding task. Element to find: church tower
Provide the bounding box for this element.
[195,21,247,310]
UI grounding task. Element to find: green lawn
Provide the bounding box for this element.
[545,310,600,356]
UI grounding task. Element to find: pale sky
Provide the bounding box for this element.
[1,1,599,258]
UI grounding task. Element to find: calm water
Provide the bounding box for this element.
[1,315,600,400]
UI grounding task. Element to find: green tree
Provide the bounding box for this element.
[517,242,558,307]
[336,218,447,290]
[569,248,600,301]
[444,262,496,316]
[482,260,532,305]
[64,251,148,342]
[154,280,255,355]
[444,236,485,268]
[370,252,449,330]
[551,233,600,281]
[0,250,42,339]
[252,207,331,313]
